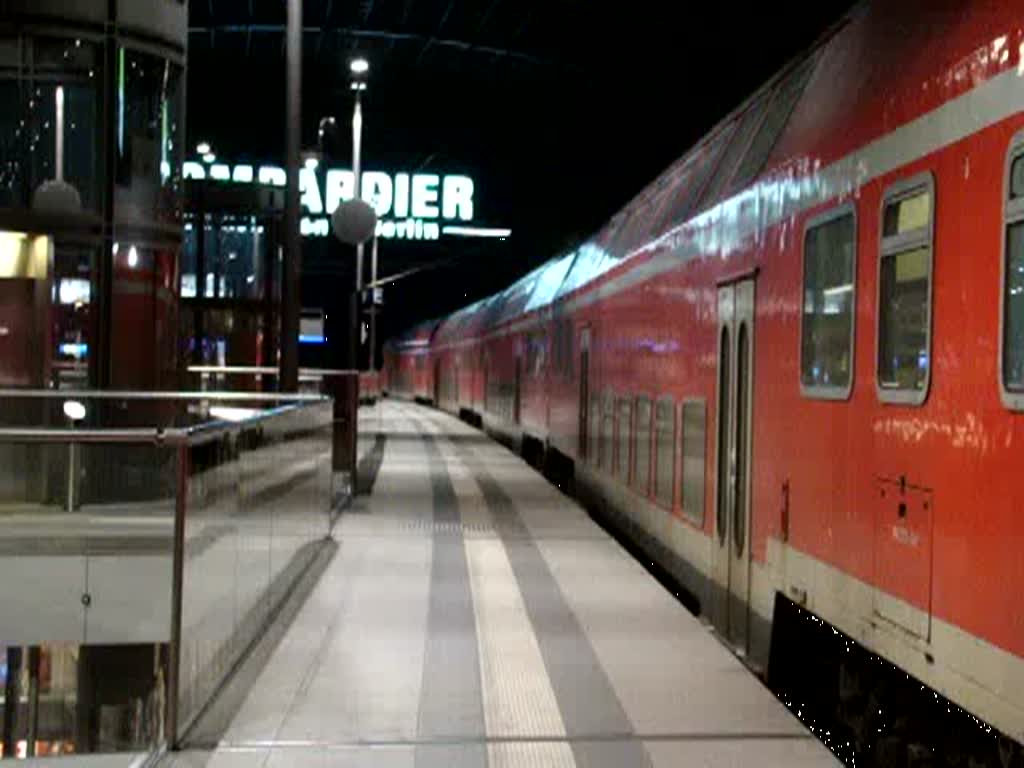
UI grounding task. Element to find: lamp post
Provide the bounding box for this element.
[350,57,369,370]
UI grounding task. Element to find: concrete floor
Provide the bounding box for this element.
[161,401,839,767]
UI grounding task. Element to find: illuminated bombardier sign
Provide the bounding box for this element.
[183,160,511,242]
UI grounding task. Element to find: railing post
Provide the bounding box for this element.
[328,373,358,496]
[165,441,188,750]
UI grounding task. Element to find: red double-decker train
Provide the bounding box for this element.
[385,1,1024,758]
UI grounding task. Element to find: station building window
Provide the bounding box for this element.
[800,204,856,398]
[654,397,675,508]
[681,399,707,525]
[878,175,934,404]
[633,396,652,495]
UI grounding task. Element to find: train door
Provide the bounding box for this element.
[712,278,755,654]
[578,328,591,457]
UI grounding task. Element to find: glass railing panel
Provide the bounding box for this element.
[0,438,176,759]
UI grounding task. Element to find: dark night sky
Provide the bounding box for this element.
[186,0,858,362]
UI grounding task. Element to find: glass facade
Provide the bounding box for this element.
[0,9,186,391]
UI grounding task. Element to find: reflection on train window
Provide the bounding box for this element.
[616,398,632,481]
[634,396,652,496]
[801,209,855,396]
[681,399,707,525]
[654,398,675,508]
[878,180,933,402]
[1005,224,1024,389]
[1004,149,1024,394]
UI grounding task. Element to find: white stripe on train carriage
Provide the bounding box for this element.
[433,56,1024,351]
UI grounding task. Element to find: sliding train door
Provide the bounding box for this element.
[712,278,756,654]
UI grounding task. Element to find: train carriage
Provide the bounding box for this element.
[386,0,1024,754]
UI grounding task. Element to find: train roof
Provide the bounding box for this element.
[401,1,1019,348]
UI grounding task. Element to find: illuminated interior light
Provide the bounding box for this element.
[203,152,217,164]
[196,142,211,155]
[127,245,138,267]
[305,157,319,170]
[112,242,119,255]
[350,58,369,75]
[183,161,206,180]
[822,284,853,296]
[209,406,261,423]
[55,86,65,181]
[160,100,169,181]
[63,400,87,421]
[209,164,231,181]
[117,49,125,155]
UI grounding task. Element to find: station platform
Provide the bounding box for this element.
[163,401,838,767]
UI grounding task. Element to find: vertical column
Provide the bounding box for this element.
[93,3,119,389]
[2,647,22,758]
[280,0,303,392]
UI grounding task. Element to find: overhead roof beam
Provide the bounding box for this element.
[187,25,585,74]
[476,0,502,36]
[415,0,457,66]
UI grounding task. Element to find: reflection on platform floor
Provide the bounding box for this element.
[163,401,839,767]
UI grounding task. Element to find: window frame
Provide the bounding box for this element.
[680,397,708,526]
[632,394,653,497]
[653,395,676,511]
[875,171,936,406]
[615,397,632,482]
[799,201,858,401]
[600,391,615,471]
[1000,132,1024,410]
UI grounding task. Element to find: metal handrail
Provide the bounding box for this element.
[0,388,329,402]
[0,394,332,447]
[0,427,185,444]
[187,365,360,376]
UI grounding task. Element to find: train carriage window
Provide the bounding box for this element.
[681,399,707,525]
[800,205,856,398]
[616,398,632,481]
[877,175,935,405]
[589,393,601,465]
[601,393,615,470]
[633,396,652,496]
[1002,146,1024,401]
[654,398,675,508]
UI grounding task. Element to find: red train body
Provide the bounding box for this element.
[384,0,1024,745]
